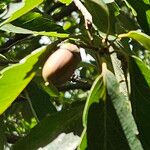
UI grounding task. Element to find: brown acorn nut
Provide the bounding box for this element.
[42,43,81,86]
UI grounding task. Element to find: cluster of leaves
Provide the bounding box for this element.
[0,0,150,150]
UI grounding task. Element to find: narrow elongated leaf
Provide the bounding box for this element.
[79,129,87,150]
[0,46,48,114]
[119,31,150,51]
[124,0,137,16]
[129,56,150,149]
[11,12,63,32]
[0,24,69,38]
[79,74,106,149]
[105,67,143,150]
[107,2,120,34]
[0,0,44,26]
[85,0,110,33]
[79,64,143,150]
[83,74,106,127]
[12,106,83,150]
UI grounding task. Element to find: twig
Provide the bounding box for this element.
[73,0,93,41]
[57,82,91,91]
[76,42,99,51]
[24,90,40,123]
[73,0,92,24]
[0,34,31,54]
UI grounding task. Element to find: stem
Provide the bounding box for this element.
[73,0,93,42]
[24,90,39,123]
[73,0,92,23]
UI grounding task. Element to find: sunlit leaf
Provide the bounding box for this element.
[0,0,44,26]
[0,46,48,114]
[0,24,69,38]
[119,31,150,50]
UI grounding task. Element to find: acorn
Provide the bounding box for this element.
[42,43,81,86]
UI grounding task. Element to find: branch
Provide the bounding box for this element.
[73,0,93,41]
[0,34,30,54]
[57,82,92,91]
[73,0,92,24]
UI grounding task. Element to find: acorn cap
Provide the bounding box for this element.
[60,43,80,53]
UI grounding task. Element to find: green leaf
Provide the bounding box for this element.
[124,0,137,16]
[82,74,106,127]
[0,0,44,26]
[129,56,150,149]
[78,129,87,150]
[59,0,72,5]
[0,24,69,38]
[125,0,150,34]
[2,2,25,19]
[79,64,143,149]
[116,12,139,32]
[27,81,57,121]
[105,67,143,150]
[34,77,60,98]
[119,31,150,51]
[12,106,83,150]
[107,2,120,34]
[12,12,64,32]
[85,0,110,34]
[0,46,48,115]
